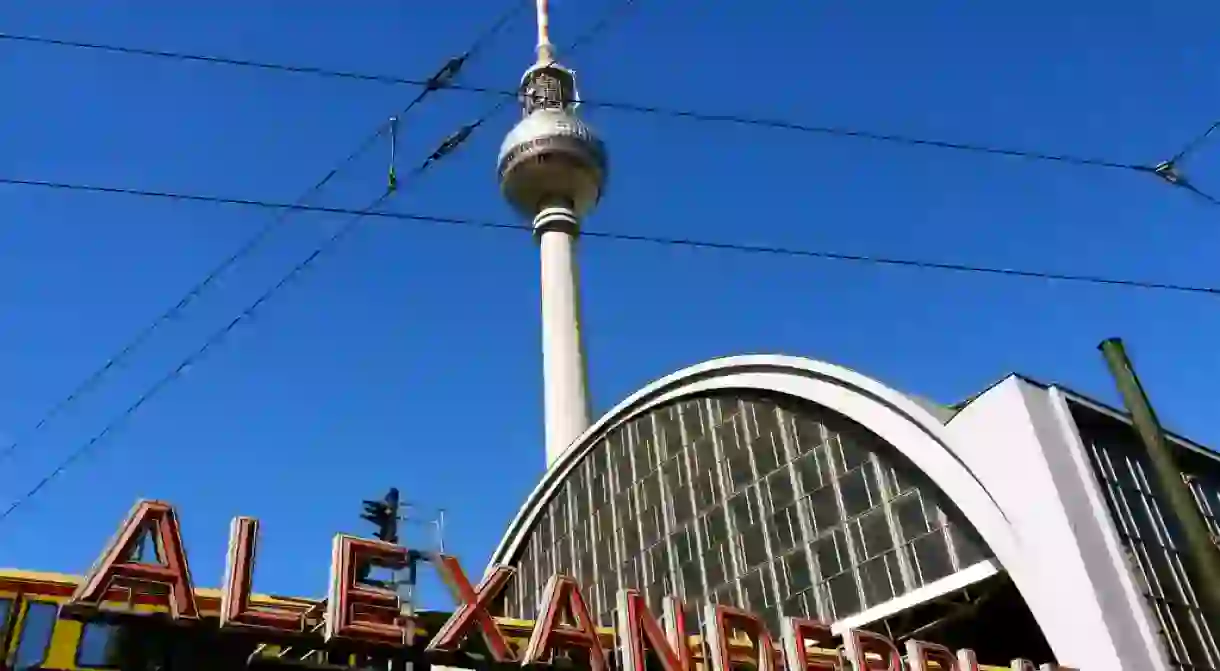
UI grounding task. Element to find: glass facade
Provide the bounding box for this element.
[1074,402,1220,671]
[500,392,992,632]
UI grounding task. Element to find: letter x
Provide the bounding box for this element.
[427,557,515,662]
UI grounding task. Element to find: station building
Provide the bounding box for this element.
[485,354,1220,671]
[1,355,1217,671]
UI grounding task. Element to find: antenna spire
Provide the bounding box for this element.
[535,0,554,64]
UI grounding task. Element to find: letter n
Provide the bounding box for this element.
[615,590,689,671]
[220,517,306,632]
[70,499,199,620]
[522,575,607,671]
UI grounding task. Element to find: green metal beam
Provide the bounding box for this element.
[1099,338,1220,639]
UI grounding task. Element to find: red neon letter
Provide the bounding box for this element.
[956,649,979,671]
[703,604,778,671]
[904,640,958,671]
[522,575,607,671]
[427,557,515,661]
[324,534,411,646]
[70,499,199,620]
[220,517,306,633]
[842,628,902,671]
[780,617,838,671]
[615,590,689,671]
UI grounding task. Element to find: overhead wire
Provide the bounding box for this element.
[0,155,438,523]
[0,29,1149,174]
[0,191,395,524]
[3,176,1217,298]
[1151,119,1220,206]
[0,0,639,522]
[1169,120,1220,166]
[0,4,525,467]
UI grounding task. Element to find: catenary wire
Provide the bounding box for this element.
[1169,120,1220,166]
[0,0,640,521]
[1147,119,1220,206]
[0,30,1149,173]
[0,191,399,524]
[4,176,1217,298]
[0,6,524,466]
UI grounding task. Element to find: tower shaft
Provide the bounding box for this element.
[536,202,592,465]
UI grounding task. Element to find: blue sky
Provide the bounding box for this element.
[2,1,1219,607]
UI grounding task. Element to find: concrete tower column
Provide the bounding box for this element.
[535,202,592,463]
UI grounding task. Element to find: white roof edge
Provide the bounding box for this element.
[486,354,996,570]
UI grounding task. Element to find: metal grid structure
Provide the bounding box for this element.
[499,392,992,632]
[1073,403,1220,671]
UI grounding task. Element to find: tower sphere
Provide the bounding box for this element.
[497,107,608,219]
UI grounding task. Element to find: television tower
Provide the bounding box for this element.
[498,0,608,465]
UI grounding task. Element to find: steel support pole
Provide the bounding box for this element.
[1099,338,1220,637]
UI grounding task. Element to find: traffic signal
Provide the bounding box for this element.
[360,487,400,544]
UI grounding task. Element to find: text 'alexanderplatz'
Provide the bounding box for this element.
[60,500,1074,671]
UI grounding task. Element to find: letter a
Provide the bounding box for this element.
[70,499,199,620]
[522,575,607,671]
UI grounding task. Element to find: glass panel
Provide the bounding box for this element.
[498,394,996,628]
[949,522,988,568]
[1073,402,1220,669]
[739,523,768,569]
[838,468,873,518]
[805,485,841,534]
[812,529,847,578]
[859,554,897,607]
[893,492,931,541]
[14,601,58,671]
[768,505,799,554]
[78,623,124,668]
[853,508,893,560]
[827,572,861,619]
[782,550,813,596]
[792,416,823,454]
[911,531,954,584]
[753,430,782,476]
[836,433,871,472]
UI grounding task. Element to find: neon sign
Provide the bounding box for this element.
[62,500,1076,671]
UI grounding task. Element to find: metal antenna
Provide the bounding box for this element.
[436,509,446,554]
[388,116,399,192]
[535,0,554,63]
